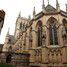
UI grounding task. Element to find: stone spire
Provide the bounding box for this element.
[66,4,67,12]
[33,7,36,18]
[42,0,45,9]
[18,11,21,18]
[42,0,46,13]
[56,0,60,11]
[6,28,10,37]
[47,0,49,5]
[28,15,31,21]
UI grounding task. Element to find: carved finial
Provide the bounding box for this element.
[18,11,21,18]
[33,7,36,18]
[66,4,67,12]
[6,28,10,36]
[56,0,60,11]
[42,0,46,13]
[47,0,49,5]
[42,0,45,9]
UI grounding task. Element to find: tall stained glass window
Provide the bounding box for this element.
[49,20,58,45]
[37,21,42,47]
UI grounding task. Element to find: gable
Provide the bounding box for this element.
[45,4,57,13]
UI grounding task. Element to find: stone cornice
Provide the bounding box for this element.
[32,11,67,21]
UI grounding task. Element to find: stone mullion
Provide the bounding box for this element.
[52,28,55,45]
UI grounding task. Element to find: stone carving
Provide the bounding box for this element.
[48,48,62,63]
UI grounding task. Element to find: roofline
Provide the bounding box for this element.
[31,10,67,21]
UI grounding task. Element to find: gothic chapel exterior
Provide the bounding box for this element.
[3,0,67,67]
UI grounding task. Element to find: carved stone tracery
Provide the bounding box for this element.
[34,49,42,63]
[48,48,62,63]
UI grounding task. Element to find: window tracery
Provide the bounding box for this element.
[48,18,58,45]
[37,21,42,47]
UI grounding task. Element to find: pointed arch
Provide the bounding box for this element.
[9,46,12,50]
[62,18,67,33]
[36,20,42,30]
[47,17,58,25]
[47,17,58,45]
[36,20,42,47]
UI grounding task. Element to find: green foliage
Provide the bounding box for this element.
[0,63,14,67]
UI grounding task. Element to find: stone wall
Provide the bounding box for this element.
[1,52,30,67]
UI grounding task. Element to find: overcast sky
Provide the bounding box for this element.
[0,0,67,44]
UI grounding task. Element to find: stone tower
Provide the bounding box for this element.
[2,29,15,63]
[2,29,10,52]
[14,12,29,40]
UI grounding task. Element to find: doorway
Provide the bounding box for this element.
[6,54,12,63]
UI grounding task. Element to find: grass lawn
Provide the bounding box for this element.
[0,63,14,67]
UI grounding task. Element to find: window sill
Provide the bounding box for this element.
[36,46,41,49]
[64,44,67,46]
[47,45,60,48]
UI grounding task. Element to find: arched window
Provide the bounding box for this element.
[37,21,42,47]
[48,17,58,45]
[62,19,67,45]
[62,19,67,34]
[20,22,22,30]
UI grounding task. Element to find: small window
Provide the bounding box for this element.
[20,22,22,29]
[36,21,42,47]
